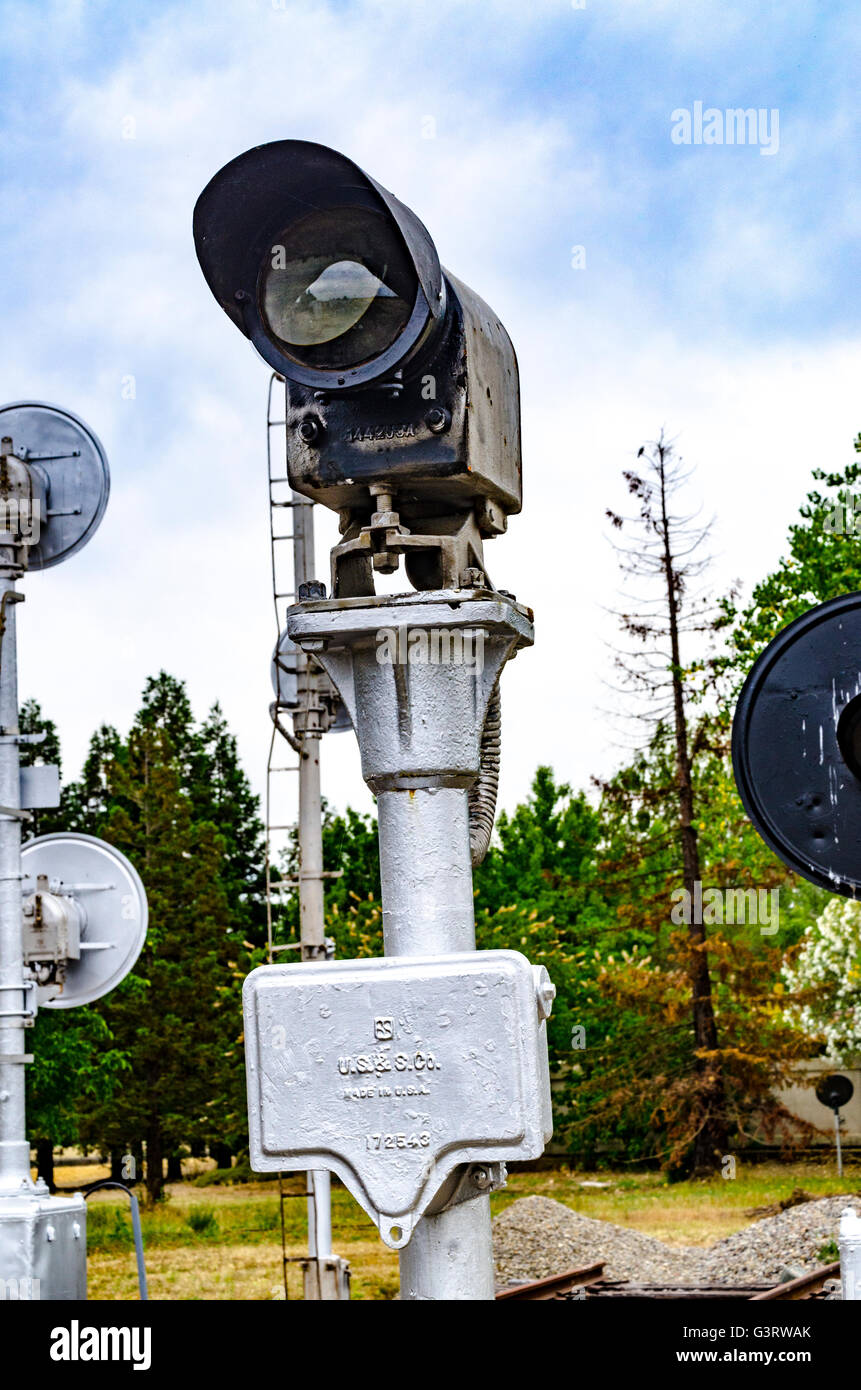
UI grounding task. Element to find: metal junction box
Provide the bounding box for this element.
[20,764,60,809]
[0,1192,86,1300]
[243,950,553,1247]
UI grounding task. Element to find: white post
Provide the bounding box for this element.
[376,786,495,1300]
[839,1207,861,1300]
[0,566,28,1193]
[291,491,339,1294]
[287,588,535,1302]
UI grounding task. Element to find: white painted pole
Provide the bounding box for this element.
[291,491,337,1289]
[839,1207,861,1300]
[377,787,495,1300]
[0,565,28,1194]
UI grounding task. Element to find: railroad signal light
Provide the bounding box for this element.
[194,139,546,1301]
[193,141,521,596]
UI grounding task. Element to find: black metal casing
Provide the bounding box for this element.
[283,271,520,530]
[732,591,861,895]
[815,1073,854,1111]
[193,140,521,533]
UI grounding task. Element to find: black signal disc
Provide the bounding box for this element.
[815,1073,854,1110]
[732,592,861,896]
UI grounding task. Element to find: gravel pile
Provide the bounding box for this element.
[493,1196,707,1286]
[493,1193,860,1288]
[699,1195,860,1285]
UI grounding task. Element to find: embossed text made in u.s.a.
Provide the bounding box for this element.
[342,1077,433,1102]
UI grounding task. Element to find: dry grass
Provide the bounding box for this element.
[492,1160,861,1246]
[80,1171,400,1300]
[88,1240,400,1301]
[71,1157,861,1298]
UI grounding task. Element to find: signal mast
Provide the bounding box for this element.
[0,402,148,1300]
[195,141,555,1300]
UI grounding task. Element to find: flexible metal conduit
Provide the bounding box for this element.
[468,685,501,867]
[83,1179,148,1300]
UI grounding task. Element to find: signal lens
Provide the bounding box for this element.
[260,207,417,370]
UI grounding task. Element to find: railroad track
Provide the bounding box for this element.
[749,1260,840,1300]
[496,1263,605,1300]
[496,1260,841,1301]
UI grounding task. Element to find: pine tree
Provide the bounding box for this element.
[27,1010,128,1190]
[137,672,197,782]
[193,702,266,947]
[76,720,237,1202]
[605,433,728,1172]
[474,766,601,925]
[723,441,861,679]
[61,724,123,833]
[19,697,64,837]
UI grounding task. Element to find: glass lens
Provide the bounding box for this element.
[267,258,394,347]
[259,206,417,371]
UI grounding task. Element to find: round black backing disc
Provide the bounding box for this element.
[815,1073,854,1110]
[732,592,861,896]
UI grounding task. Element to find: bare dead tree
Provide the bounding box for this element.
[605,431,728,1174]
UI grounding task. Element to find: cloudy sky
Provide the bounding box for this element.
[1,0,859,826]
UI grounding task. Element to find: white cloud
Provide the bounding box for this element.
[1,0,858,834]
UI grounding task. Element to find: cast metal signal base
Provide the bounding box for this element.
[286,587,533,794]
[244,950,553,1248]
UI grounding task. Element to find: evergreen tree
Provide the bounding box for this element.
[474,765,601,925]
[67,676,263,1197]
[60,724,123,833]
[193,702,266,947]
[77,720,240,1202]
[137,672,197,782]
[274,801,381,952]
[723,440,861,679]
[19,697,64,838]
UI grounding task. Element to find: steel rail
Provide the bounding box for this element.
[750,1260,840,1300]
[496,1263,605,1300]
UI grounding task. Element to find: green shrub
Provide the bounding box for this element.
[193,1159,278,1187]
[185,1206,219,1237]
[85,1204,132,1249]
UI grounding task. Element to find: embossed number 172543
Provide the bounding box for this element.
[366,1132,431,1151]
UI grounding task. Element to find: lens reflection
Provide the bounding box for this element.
[259,207,417,371]
[265,258,398,347]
